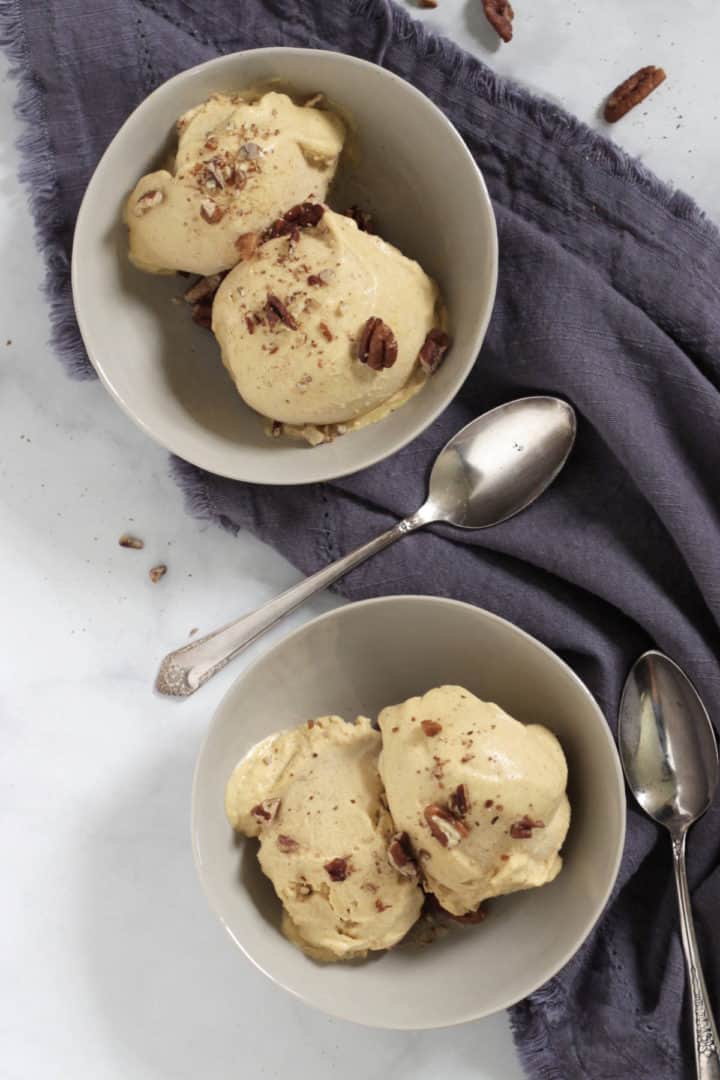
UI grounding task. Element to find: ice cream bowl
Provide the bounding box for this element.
[72,47,497,484]
[192,595,625,1028]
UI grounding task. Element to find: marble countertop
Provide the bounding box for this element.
[2,4,717,1078]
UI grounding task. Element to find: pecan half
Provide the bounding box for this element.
[266,293,298,330]
[343,205,374,233]
[510,815,545,839]
[200,199,224,224]
[421,719,443,737]
[324,857,351,882]
[118,534,144,549]
[387,832,419,879]
[133,189,164,215]
[449,784,470,819]
[264,202,324,241]
[483,0,514,43]
[234,232,259,260]
[277,834,299,852]
[251,798,281,825]
[183,273,224,304]
[424,804,469,848]
[418,329,451,375]
[356,317,398,371]
[604,66,666,123]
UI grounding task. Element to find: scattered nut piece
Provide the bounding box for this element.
[343,205,373,233]
[200,199,224,224]
[234,231,259,259]
[449,783,470,819]
[183,273,224,304]
[239,142,261,160]
[483,0,514,42]
[424,804,469,848]
[318,321,333,342]
[421,719,443,737]
[387,832,419,878]
[263,202,325,241]
[510,815,545,839]
[266,293,298,330]
[149,564,167,583]
[419,0,438,7]
[191,302,213,329]
[119,534,144,549]
[418,329,451,375]
[271,420,284,438]
[324,857,351,882]
[277,834,299,853]
[356,316,398,370]
[604,66,666,123]
[251,797,281,824]
[133,189,164,215]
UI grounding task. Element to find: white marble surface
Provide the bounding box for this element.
[1,4,716,1077]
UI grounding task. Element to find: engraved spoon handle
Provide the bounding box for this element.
[155,513,426,698]
[672,832,720,1080]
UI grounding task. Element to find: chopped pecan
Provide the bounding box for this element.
[277,834,299,853]
[118,534,144,549]
[343,205,374,233]
[356,316,398,370]
[324,857,351,882]
[183,273,224,304]
[203,158,227,189]
[483,0,514,43]
[375,897,391,912]
[149,564,167,583]
[204,135,219,151]
[191,302,213,329]
[418,329,451,375]
[239,141,261,160]
[449,784,470,819]
[265,293,298,330]
[234,232,259,260]
[200,199,224,225]
[604,66,666,123]
[421,719,443,737]
[251,798,281,825]
[510,815,545,839]
[387,832,419,879]
[133,189,163,215]
[424,804,469,848]
[270,420,283,438]
[318,321,333,342]
[264,202,325,241]
[245,315,255,335]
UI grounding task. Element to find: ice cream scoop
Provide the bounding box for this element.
[211,206,441,444]
[378,686,571,917]
[125,91,345,276]
[225,715,424,962]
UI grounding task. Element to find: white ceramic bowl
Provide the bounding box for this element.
[72,48,497,485]
[192,596,625,1028]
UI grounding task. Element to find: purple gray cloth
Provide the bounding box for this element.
[3,0,720,1075]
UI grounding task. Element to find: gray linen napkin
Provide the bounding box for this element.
[3,1,720,1075]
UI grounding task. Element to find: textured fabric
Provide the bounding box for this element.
[3,1,720,1076]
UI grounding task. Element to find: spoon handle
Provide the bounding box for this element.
[155,513,425,698]
[672,833,720,1080]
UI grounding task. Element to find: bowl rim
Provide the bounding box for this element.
[191,594,626,1028]
[71,46,499,485]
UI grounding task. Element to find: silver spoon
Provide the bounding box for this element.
[619,650,720,1080]
[156,395,576,698]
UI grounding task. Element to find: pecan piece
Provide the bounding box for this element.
[510,815,545,839]
[424,804,469,848]
[318,321,333,342]
[191,302,213,329]
[183,273,224,304]
[251,798,281,825]
[343,205,374,233]
[277,834,299,853]
[449,784,470,819]
[234,232,258,260]
[418,329,451,375]
[604,66,666,123]
[133,189,164,216]
[387,832,419,879]
[239,142,261,160]
[265,293,298,330]
[200,199,224,225]
[264,202,325,241]
[149,563,167,583]
[483,0,514,43]
[356,316,398,370]
[118,534,144,549]
[421,719,443,737]
[324,857,351,882]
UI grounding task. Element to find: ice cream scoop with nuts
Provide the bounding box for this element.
[212,204,449,445]
[125,91,345,277]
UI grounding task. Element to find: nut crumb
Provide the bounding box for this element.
[149,564,167,583]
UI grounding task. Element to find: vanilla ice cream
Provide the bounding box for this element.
[378,686,570,917]
[225,715,424,962]
[125,91,345,276]
[212,205,444,443]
